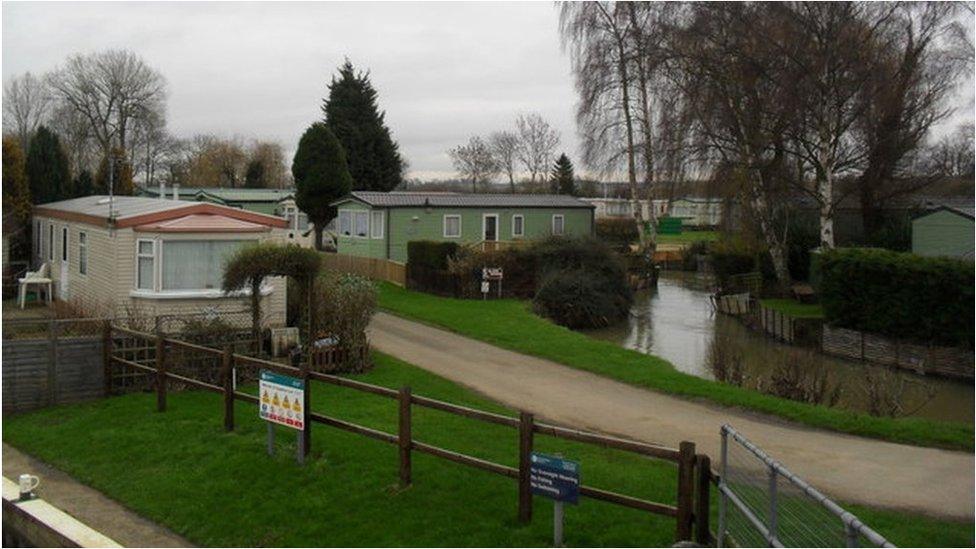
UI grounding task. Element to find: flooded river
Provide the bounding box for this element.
[584,272,974,423]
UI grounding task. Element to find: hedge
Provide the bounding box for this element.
[407,241,460,270]
[595,217,639,245]
[819,248,974,347]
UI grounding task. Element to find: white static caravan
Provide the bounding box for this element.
[31,196,291,323]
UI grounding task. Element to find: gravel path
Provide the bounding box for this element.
[370,312,974,521]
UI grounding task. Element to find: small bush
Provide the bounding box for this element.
[533,268,632,329]
[819,248,974,347]
[680,240,710,272]
[710,237,757,284]
[312,272,377,373]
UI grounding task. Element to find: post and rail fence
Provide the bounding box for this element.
[103,322,711,544]
[717,424,894,548]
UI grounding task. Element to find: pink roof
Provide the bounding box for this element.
[133,213,272,233]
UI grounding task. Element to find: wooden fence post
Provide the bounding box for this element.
[47,321,58,406]
[222,346,234,432]
[156,333,167,412]
[398,386,412,487]
[300,352,311,458]
[675,441,696,542]
[518,411,534,524]
[102,321,112,397]
[695,454,712,545]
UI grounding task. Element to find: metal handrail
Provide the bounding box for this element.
[718,424,894,548]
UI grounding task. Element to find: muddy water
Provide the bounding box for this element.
[583,271,974,423]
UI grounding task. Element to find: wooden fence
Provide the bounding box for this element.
[321,253,406,286]
[105,324,713,544]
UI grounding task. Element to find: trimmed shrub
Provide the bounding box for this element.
[530,236,633,328]
[595,217,639,248]
[819,248,974,347]
[533,267,633,329]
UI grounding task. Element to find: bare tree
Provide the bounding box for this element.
[489,131,520,192]
[781,2,897,248]
[854,2,962,237]
[448,136,499,193]
[2,72,52,150]
[514,113,560,186]
[561,3,648,247]
[185,135,248,187]
[924,124,976,177]
[47,101,99,176]
[47,49,167,157]
[673,3,796,285]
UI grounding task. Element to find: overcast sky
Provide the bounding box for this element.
[3,2,973,181]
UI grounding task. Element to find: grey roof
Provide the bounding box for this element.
[333,191,595,209]
[138,186,296,202]
[917,203,975,220]
[35,196,202,219]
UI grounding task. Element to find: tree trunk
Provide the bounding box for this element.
[509,173,516,194]
[313,224,324,251]
[817,156,835,249]
[747,170,791,286]
[627,3,657,254]
[251,278,262,356]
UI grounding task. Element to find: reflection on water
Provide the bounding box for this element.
[583,271,974,423]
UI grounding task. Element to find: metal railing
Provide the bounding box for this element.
[717,424,894,548]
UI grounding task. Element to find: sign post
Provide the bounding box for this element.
[259,370,306,465]
[482,267,504,299]
[530,452,580,547]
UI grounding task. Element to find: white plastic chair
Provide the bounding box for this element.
[18,262,53,309]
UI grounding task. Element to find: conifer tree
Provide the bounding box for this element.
[25,125,71,204]
[322,60,404,191]
[550,153,576,195]
[292,122,353,249]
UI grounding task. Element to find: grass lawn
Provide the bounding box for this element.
[3,353,971,547]
[376,283,972,451]
[656,231,719,245]
[759,298,825,319]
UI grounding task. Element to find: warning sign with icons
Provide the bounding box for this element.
[259,370,305,431]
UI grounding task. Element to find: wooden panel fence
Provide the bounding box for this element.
[104,324,712,544]
[321,253,406,286]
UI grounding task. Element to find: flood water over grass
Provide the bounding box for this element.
[583,272,974,424]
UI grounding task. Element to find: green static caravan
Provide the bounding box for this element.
[330,192,596,262]
[911,205,975,259]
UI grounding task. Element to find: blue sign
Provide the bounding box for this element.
[530,452,580,504]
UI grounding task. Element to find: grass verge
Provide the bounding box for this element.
[656,231,720,245]
[377,283,972,451]
[759,298,825,319]
[3,353,971,547]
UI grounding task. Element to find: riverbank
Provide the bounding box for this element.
[4,352,973,545]
[377,283,972,450]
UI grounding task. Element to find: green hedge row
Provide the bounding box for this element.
[407,241,460,270]
[819,248,974,347]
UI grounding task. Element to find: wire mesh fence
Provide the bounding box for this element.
[717,424,894,548]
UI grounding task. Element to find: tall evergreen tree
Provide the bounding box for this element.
[322,60,404,192]
[550,153,576,195]
[292,122,353,249]
[72,170,95,198]
[3,137,34,258]
[25,125,71,204]
[244,159,265,188]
